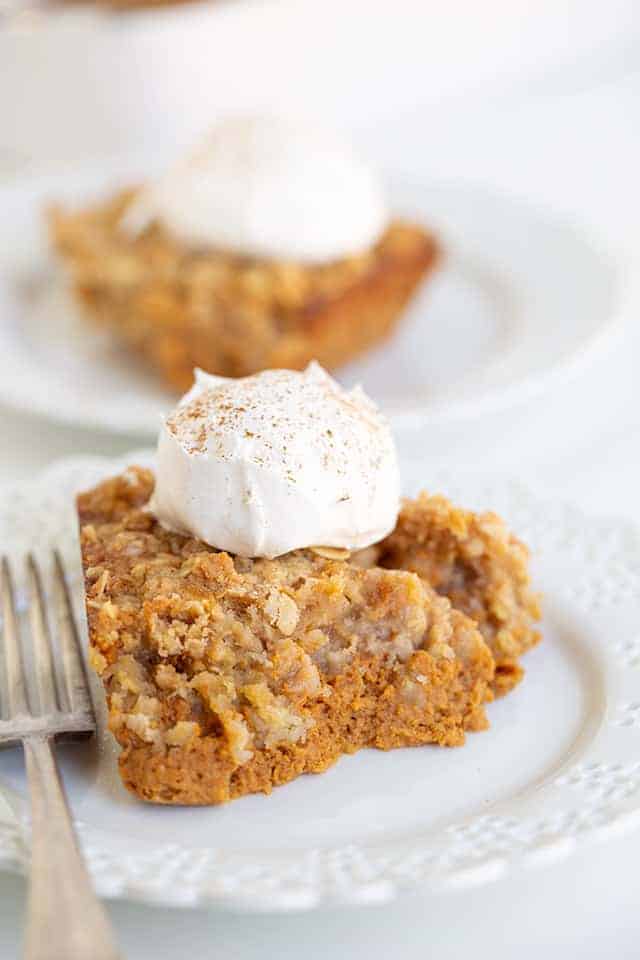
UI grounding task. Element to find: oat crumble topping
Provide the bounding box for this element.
[77,468,539,805]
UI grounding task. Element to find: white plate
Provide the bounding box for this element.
[0,161,624,435]
[3,1,634,170]
[2,452,640,912]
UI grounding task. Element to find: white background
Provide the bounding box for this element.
[1,1,640,955]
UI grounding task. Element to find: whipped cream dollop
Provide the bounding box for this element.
[124,115,388,262]
[149,363,400,558]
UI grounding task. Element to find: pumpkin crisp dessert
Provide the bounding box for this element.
[50,116,438,392]
[77,365,540,805]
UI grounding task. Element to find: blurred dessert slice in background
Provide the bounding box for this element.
[49,115,439,391]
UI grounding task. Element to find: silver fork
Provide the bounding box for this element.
[0,552,120,960]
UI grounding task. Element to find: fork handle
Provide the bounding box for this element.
[22,736,121,960]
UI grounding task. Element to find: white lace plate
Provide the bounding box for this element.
[1,452,640,912]
[0,159,625,435]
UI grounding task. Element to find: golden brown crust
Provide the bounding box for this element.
[119,652,491,805]
[50,190,439,391]
[358,493,542,695]
[77,469,495,805]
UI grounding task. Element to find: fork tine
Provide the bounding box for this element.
[27,554,60,716]
[53,550,94,719]
[1,556,30,717]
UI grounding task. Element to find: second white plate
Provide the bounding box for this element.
[0,163,623,435]
[2,453,640,912]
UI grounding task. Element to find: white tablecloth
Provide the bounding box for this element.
[1,61,639,960]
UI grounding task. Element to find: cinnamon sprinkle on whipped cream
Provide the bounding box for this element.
[149,363,400,558]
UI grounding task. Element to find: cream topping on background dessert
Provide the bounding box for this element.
[149,363,400,558]
[124,114,388,262]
